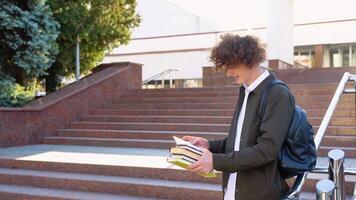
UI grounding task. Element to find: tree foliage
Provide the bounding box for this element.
[45,0,140,92]
[0,73,34,107]
[0,0,60,84]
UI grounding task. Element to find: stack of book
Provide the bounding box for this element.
[167,136,216,178]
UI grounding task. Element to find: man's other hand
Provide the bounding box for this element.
[182,135,209,149]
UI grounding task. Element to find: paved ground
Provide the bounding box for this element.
[0,144,355,170]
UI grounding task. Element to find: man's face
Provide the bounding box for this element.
[223,64,253,85]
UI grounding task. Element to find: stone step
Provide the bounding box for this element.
[81,115,356,127]
[56,129,354,148]
[43,137,176,149]
[70,122,230,132]
[43,136,356,159]
[117,96,238,103]
[107,102,352,110]
[318,146,356,158]
[81,115,234,124]
[116,96,345,104]
[0,145,354,197]
[0,158,221,184]
[131,84,336,93]
[306,108,355,117]
[287,173,356,195]
[309,117,356,126]
[89,108,236,116]
[124,90,239,98]
[109,102,237,109]
[0,168,222,200]
[314,125,356,135]
[70,122,356,135]
[57,129,227,141]
[322,135,356,147]
[131,87,239,94]
[0,184,159,200]
[88,108,354,118]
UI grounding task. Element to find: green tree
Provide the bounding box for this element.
[0,73,34,107]
[0,0,60,107]
[0,0,60,85]
[45,0,140,92]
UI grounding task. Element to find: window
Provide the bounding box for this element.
[329,44,356,67]
[352,45,356,67]
[294,49,315,68]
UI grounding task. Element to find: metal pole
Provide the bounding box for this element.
[328,149,346,200]
[161,73,165,88]
[169,70,173,88]
[352,184,356,200]
[76,37,80,81]
[316,179,336,200]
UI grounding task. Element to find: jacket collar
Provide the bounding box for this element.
[242,71,277,97]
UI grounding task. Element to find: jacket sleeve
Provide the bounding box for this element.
[212,85,295,172]
[208,137,227,154]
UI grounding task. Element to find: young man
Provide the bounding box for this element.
[183,34,295,200]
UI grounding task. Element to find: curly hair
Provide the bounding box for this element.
[209,34,266,70]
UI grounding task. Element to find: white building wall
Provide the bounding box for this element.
[102,0,356,80]
[132,0,219,38]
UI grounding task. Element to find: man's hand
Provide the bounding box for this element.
[182,135,209,149]
[188,148,214,174]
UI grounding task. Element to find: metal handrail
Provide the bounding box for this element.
[286,72,356,198]
[142,68,178,85]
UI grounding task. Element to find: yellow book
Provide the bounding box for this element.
[170,147,201,161]
[167,157,216,178]
[167,136,217,178]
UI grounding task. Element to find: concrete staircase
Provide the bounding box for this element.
[0,83,356,199]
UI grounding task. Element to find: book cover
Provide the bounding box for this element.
[167,136,217,178]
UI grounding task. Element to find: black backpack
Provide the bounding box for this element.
[259,79,317,179]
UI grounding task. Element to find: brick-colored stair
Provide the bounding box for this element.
[1,83,356,199]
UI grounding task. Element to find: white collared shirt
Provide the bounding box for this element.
[224,69,270,200]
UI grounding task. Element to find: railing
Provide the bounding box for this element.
[286,72,356,200]
[142,68,178,89]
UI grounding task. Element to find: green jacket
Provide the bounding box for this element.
[209,73,295,200]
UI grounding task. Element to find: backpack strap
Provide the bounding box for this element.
[259,79,289,120]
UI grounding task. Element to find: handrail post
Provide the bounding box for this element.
[316,179,336,200]
[161,73,165,88]
[169,70,173,88]
[328,149,346,200]
[286,72,356,199]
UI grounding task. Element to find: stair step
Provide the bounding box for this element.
[0,183,159,200]
[322,135,356,147]
[108,102,352,110]
[287,173,356,195]
[117,96,238,103]
[0,158,221,184]
[124,90,238,98]
[57,129,227,140]
[44,137,176,149]
[310,117,356,126]
[56,128,354,149]
[0,168,222,200]
[88,108,355,118]
[70,122,356,135]
[70,122,230,132]
[90,108,235,116]
[109,102,237,109]
[43,136,356,158]
[318,146,356,157]
[129,87,239,93]
[314,125,356,135]
[81,115,233,124]
[115,96,348,105]
[80,115,356,126]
